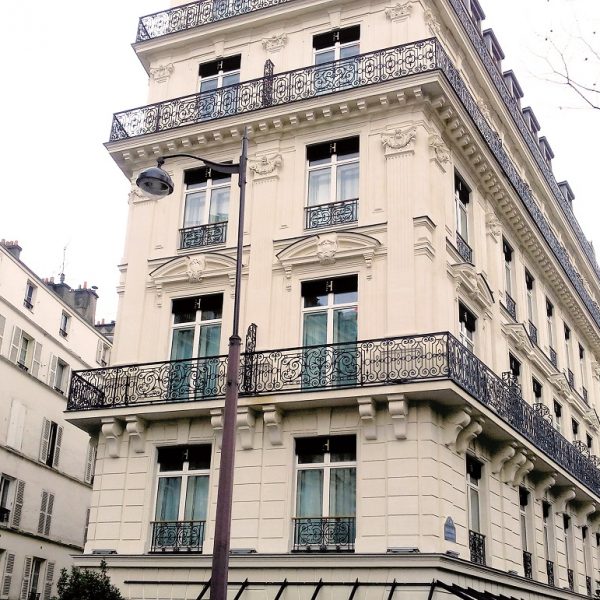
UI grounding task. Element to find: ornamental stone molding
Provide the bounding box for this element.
[101,418,124,458]
[449,264,494,311]
[553,486,576,514]
[210,408,223,448]
[455,416,484,455]
[128,186,154,204]
[490,442,517,475]
[424,8,442,37]
[501,322,534,357]
[501,449,527,485]
[185,255,207,282]
[263,405,283,446]
[513,454,535,487]
[388,394,408,439]
[384,0,415,22]
[443,406,471,450]
[576,501,596,527]
[485,211,502,241]
[262,33,287,53]
[358,397,377,440]
[429,133,450,168]
[316,233,338,265]
[534,472,557,500]
[249,153,283,179]
[381,126,417,155]
[126,416,147,454]
[149,63,174,83]
[548,372,572,399]
[237,407,256,450]
[592,361,600,381]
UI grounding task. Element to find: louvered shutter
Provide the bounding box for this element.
[62,365,71,394]
[84,443,97,484]
[9,326,22,363]
[42,562,55,600]
[38,491,48,534]
[39,418,51,462]
[11,480,25,528]
[47,355,57,388]
[0,314,6,353]
[44,493,54,536]
[19,557,32,600]
[1,553,15,597]
[7,401,26,450]
[31,342,42,378]
[52,427,63,468]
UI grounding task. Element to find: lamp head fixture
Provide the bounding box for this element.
[136,159,174,197]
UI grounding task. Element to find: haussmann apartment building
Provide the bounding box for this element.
[64,0,600,598]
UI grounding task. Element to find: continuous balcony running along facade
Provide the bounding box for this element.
[68,0,600,598]
[0,241,112,600]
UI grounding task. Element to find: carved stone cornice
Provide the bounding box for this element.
[384,1,415,22]
[490,442,517,475]
[424,8,442,37]
[262,33,287,53]
[449,263,494,311]
[149,63,174,83]
[501,449,527,485]
[502,322,535,358]
[553,486,576,514]
[249,153,283,179]
[534,472,557,500]
[444,407,472,450]
[381,126,417,156]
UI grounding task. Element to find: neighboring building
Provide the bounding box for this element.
[67,1,600,598]
[0,240,112,600]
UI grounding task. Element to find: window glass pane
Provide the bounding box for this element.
[173,297,198,324]
[296,469,323,517]
[329,467,356,516]
[303,312,328,346]
[469,488,480,531]
[200,77,218,93]
[171,328,194,361]
[155,477,181,520]
[222,72,240,87]
[296,437,327,463]
[333,308,357,344]
[187,445,212,470]
[198,324,221,357]
[336,163,359,201]
[330,435,356,461]
[158,446,186,471]
[315,49,335,65]
[209,187,230,223]
[340,44,359,59]
[184,475,209,520]
[184,191,207,227]
[521,513,528,549]
[308,168,331,206]
[200,294,223,321]
[304,293,328,308]
[458,203,468,238]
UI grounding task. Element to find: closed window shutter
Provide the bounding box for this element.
[52,427,63,469]
[1,553,15,597]
[63,365,71,394]
[11,480,25,528]
[47,355,57,387]
[7,401,26,450]
[84,443,97,484]
[0,314,5,353]
[39,418,51,463]
[42,562,55,600]
[44,493,54,536]
[19,557,32,600]
[9,326,22,363]
[31,341,42,378]
[38,491,48,534]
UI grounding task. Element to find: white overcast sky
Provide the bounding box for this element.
[0,0,598,322]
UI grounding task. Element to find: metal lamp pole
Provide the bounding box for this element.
[136,129,249,600]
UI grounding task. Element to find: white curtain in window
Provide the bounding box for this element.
[308,170,331,206]
[156,477,181,521]
[184,192,207,228]
[336,163,359,201]
[296,469,323,517]
[209,188,230,223]
[329,467,356,516]
[184,476,209,521]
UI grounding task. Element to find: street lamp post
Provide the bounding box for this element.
[136,130,249,600]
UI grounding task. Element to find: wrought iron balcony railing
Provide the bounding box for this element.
[568,568,574,592]
[522,550,533,579]
[549,347,558,368]
[455,233,473,264]
[67,331,600,500]
[305,199,358,230]
[150,520,205,553]
[583,386,589,404]
[502,293,517,321]
[468,530,485,565]
[546,560,554,586]
[0,506,10,524]
[292,517,355,552]
[527,321,538,346]
[587,575,592,597]
[180,222,227,249]
[136,0,293,42]
[567,369,575,389]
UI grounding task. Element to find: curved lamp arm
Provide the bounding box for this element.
[157,153,241,175]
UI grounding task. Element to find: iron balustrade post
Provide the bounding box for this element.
[210,129,248,600]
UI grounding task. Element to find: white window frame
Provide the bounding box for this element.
[458,301,476,353]
[519,488,531,553]
[503,239,514,297]
[24,282,36,310]
[546,299,555,350]
[59,312,70,338]
[199,61,240,94]
[182,172,231,230]
[525,271,536,325]
[564,324,572,371]
[466,457,482,534]
[553,400,562,433]
[455,173,470,243]
[54,359,70,394]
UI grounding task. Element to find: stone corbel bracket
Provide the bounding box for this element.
[513,454,535,487]
[126,416,147,454]
[358,397,377,440]
[553,487,576,514]
[576,502,597,528]
[534,472,557,501]
[211,408,223,449]
[237,407,257,450]
[101,418,124,458]
[263,405,283,446]
[456,416,484,455]
[443,406,472,450]
[501,448,527,485]
[490,442,517,475]
[388,394,408,439]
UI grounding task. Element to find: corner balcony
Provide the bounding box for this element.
[67,332,600,501]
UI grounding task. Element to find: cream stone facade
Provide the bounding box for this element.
[67,0,600,598]
[0,242,112,600]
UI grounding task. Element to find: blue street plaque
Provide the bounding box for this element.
[444,517,456,542]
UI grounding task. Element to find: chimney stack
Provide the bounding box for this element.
[1,239,22,261]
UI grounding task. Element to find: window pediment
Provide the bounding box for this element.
[150,253,238,286]
[449,263,494,310]
[502,322,534,357]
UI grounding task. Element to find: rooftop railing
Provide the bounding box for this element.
[68,331,600,500]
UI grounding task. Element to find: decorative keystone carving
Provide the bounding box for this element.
[456,417,484,455]
[385,1,414,22]
[249,154,283,178]
[429,133,450,167]
[149,63,174,82]
[381,126,416,155]
[210,408,223,449]
[513,455,535,487]
[553,487,576,514]
[186,255,207,283]
[485,212,501,241]
[501,449,527,485]
[358,397,377,440]
[101,418,124,459]
[443,407,472,449]
[125,416,147,454]
[576,502,596,527]
[237,407,256,450]
[388,394,408,439]
[263,405,283,446]
[262,33,287,53]
[316,233,338,265]
[534,472,557,500]
[490,442,517,474]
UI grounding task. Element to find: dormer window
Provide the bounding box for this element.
[483,29,505,72]
[522,107,540,140]
[503,70,524,107]
[558,181,575,206]
[538,137,554,167]
[467,0,485,31]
